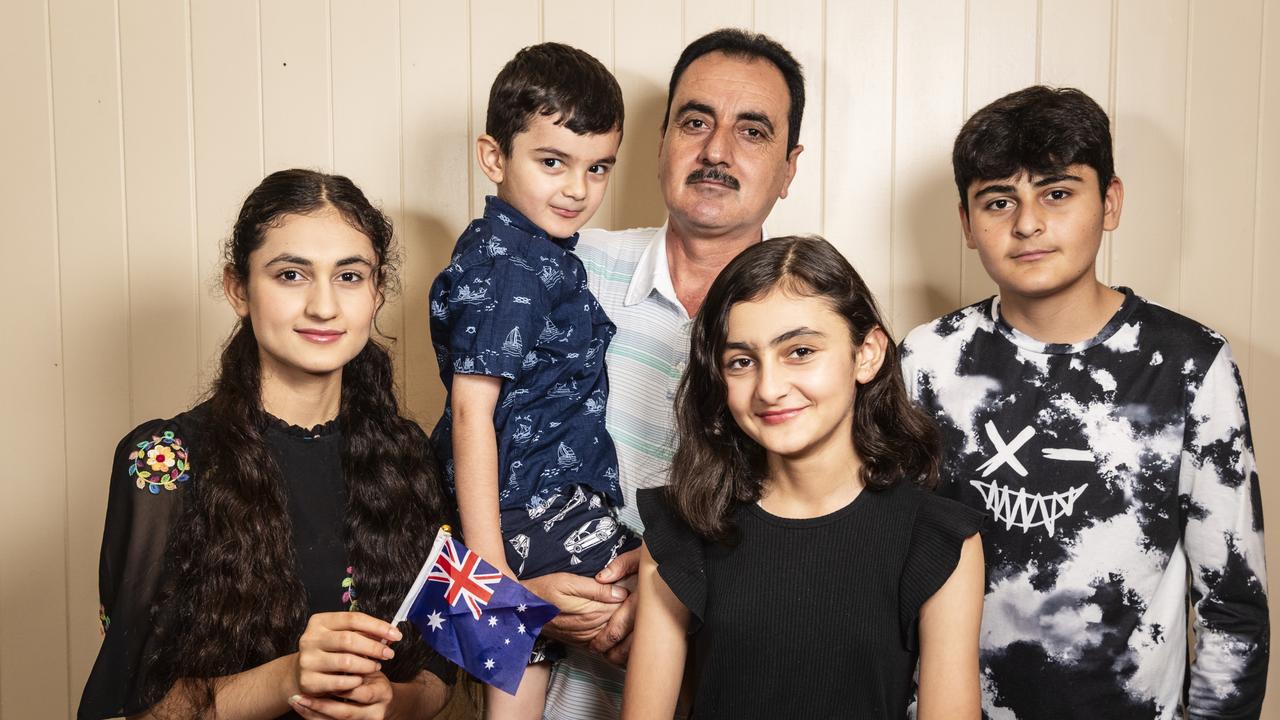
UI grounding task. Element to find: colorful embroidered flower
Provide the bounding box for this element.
[98,604,110,636]
[342,566,358,611]
[145,444,177,472]
[127,430,190,494]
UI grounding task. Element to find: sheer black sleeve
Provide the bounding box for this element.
[78,419,193,719]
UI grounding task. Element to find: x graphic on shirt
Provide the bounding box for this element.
[976,422,1036,477]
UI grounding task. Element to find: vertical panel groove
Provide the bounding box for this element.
[185,0,202,382]
[256,0,265,175]
[818,0,826,236]
[1177,0,1195,313]
[1247,0,1268,382]
[113,0,134,422]
[888,0,899,321]
[1034,0,1042,82]
[326,0,334,168]
[44,0,75,707]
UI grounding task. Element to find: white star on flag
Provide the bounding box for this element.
[426,611,445,632]
[517,604,527,613]
[517,623,526,634]
[484,658,495,670]
[488,616,499,627]
[504,638,511,645]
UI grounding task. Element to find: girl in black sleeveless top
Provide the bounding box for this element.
[622,237,985,719]
[78,170,454,719]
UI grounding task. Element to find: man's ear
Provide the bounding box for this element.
[476,134,507,185]
[1102,176,1124,232]
[223,265,250,319]
[958,202,976,249]
[854,326,888,385]
[777,144,804,199]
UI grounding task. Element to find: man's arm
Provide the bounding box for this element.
[1182,343,1269,717]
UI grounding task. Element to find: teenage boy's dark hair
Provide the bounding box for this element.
[952,85,1114,211]
[663,28,805,153]
[486,42,624,156]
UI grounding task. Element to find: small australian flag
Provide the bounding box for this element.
[395,528,559,695]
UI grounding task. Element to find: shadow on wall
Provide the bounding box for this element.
[898,165,964,333]
[612,68,669,231]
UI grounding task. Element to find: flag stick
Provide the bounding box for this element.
[392,524,452,627]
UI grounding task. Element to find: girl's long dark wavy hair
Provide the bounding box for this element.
[143,169,450,715]
[669,236,940,541]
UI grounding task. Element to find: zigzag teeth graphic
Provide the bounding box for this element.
[970,479,1087,537]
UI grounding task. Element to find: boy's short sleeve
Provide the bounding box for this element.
[434,255,546,382]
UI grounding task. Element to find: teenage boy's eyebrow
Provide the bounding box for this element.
[971,183,1017,200]
[1033,173,1084,186]
[724,327,824,351]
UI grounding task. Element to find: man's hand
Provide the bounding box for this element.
[522,547,641,651]
[589,548,640,665]
[522,570,629,646]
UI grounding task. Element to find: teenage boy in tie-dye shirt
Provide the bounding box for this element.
[901,86,1267,719]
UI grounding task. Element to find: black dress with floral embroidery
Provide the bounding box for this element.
[77,402,450,720]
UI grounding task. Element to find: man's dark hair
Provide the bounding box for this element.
[663,28,805,153]
[953,85,1114,211]
[486,42,624,155]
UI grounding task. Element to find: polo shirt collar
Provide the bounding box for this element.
[623,222,771,310]
[483,195,578,251]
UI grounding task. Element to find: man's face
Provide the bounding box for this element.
[659,52,802,239]
[961,165,1123,302]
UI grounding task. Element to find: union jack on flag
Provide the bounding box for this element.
[394,527,559,695]
[427,536,503,620]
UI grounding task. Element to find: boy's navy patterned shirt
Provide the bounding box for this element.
[429,196,620,509]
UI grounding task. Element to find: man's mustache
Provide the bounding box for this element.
[686,166,740,190]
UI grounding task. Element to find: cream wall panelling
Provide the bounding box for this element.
[3,0,1279,717]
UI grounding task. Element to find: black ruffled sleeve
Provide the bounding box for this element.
[898,492,986,651]
[636,487,707,629]
[78,418,193,720]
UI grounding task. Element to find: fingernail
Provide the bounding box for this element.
[611,586,627,600]
[289,694,310,708]
[388,627,403,641]
[383,646,395,659]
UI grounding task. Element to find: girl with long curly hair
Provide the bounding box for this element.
[78,169,454,720]
[621,236,985,719]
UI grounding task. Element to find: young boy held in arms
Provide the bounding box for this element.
[428,43,638,719]
[900,85,1268,719]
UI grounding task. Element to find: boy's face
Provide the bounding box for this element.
[485,113,621,239]
[960,164,1123,302]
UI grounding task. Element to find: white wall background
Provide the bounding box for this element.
[1,0,1277,716]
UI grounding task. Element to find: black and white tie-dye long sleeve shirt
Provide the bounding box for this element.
[900,288,1268,719]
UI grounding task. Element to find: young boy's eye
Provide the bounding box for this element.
[588,164,611,175]
[789,346,815,360]
[541,158,563,169]
[1047,189,1070,201]
[987,198,1014,211]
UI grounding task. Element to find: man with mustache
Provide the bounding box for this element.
[518,28,806,720]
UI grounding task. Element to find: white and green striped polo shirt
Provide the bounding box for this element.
[544,224,691,720]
